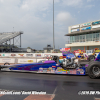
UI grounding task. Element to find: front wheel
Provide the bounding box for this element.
[88,55,95,61]
[87,61,100,78]
[4,62,10,65]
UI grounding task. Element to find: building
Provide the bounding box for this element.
[0,31,23,52]
[43,44,53,53]
[65,20,100,51]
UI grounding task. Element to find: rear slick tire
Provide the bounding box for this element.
[87,61,100,79]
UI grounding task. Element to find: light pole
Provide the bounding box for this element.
[13,27,14,32]
[53,0,55,51]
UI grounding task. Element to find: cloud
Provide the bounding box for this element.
[55,12,75,48]
[21,0,60,12]
[0,0,55,49]
[62,0,83,7]
[78,11,80,13]
[43,13,47,18]
[54,0,60,3]
[21,1,29,10]
[0,0,4,2]
[56,12,75,25]
[87,0,94,2]
[57,12,71,22]
[85,4,95,8]
[0,0,97,50]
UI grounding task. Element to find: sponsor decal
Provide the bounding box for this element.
[43,68,47,73]
[80,69,84,74]
[38,66,85,75]
[52,66,56,68]
[66,70,70,74]
[76,69,84,75]
[55,67,67,74]
[46,67,52,73]
[60,48,70,51]
[2,54,5,57]
[52,68,56,70]
[38,68,43,72]
[74,50,84,53]
[11,54,16,56]
[47,67,51,73]
[86,50,93,54]
[44,54,51,57]
[81,27,91,31]
[56,64,59,66]
[61,71,66,74]
[18,59,34,63]
[80,23,91,27]
[18,54,24,57]
[70,70,77,74]
[95,50,100,52]
[74,50,79,53]
[1,58,13,63]
[59,56,63,59]
[35,54,41,57]
[51,70,55,73]
[56,67,63,71]
[26,54,33,57]
[27,60,33,63]
[2,54,9,57]
[92,21,100,25]
[77,69,81,71]
[48,67,52,70]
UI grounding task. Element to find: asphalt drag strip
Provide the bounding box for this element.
[0,72,100,100]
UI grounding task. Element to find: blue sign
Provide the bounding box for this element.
[77,29,80,31]
[92,21,100,25]
[81,27,91,31]
[71,29,80,32]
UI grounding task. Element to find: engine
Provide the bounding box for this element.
[62,57,78,69]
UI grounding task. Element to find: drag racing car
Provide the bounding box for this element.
[0,52,100,79]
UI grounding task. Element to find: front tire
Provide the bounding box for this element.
[4,62,10,65]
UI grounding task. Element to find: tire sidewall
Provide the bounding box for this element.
[87,61,100,78]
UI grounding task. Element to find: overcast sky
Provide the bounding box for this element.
[0,0,100,50]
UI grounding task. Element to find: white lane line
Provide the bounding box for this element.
[51,86,57,100]
[94,98,100,100]
[53,87,57,94]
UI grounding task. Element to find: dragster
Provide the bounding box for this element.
[0,51,100,79]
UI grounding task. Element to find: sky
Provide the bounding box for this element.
[0,0,100,50]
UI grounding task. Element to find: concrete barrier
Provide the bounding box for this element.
[0,53,62,57]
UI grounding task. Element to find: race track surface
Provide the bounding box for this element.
[0,72,100,100]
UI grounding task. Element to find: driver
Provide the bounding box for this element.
[80,52,84,58]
